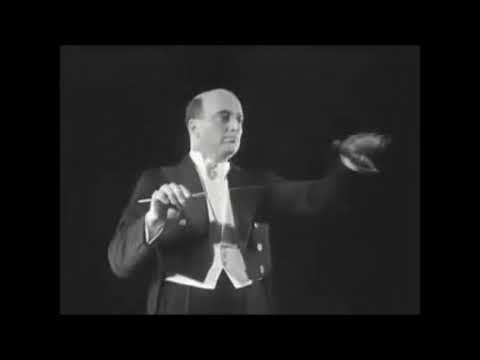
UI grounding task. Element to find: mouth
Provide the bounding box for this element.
[223,137,237,144]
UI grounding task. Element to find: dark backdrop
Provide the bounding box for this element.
[60,45,420,314]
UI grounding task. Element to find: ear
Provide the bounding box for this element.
[188,118,201,139]
[188,118,196,133]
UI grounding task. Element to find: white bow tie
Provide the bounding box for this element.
[205,161,229,180]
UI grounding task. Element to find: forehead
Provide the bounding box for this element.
[201,90,243,118]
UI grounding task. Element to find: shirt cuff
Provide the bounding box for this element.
[144,218,165,245]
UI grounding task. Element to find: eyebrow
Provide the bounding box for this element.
[216,110,243,119]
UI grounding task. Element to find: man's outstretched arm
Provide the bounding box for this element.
[263,133,390,219]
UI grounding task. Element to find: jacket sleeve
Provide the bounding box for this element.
[107,170,160,279]
[262,156,358,220]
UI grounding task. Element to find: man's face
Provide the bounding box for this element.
[192,90,244,162]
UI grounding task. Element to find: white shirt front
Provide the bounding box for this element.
[145,151,252,290]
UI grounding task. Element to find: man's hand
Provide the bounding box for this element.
[334,132,391,172]
[145,183,191,230]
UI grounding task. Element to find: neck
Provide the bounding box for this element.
[190,145,229,164]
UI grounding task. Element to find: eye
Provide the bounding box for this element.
[220,112,230,123]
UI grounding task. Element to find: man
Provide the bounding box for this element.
[108,88,389,314]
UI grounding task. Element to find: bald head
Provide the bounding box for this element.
[185,89,244,162]
[185,89,243,126]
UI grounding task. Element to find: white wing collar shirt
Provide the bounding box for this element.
[145,151,252,290]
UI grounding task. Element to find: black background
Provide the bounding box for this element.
[60,45,420,314]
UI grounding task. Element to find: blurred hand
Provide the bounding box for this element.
[334,132,391,172]
[145,183,191,229]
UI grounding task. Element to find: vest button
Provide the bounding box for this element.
[179,219,187,226]
[259,265,264,274]
[257,243,263,251]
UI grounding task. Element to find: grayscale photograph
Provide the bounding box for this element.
[60,44,420,315]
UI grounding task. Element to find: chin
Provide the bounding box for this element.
[220,148,238,161]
